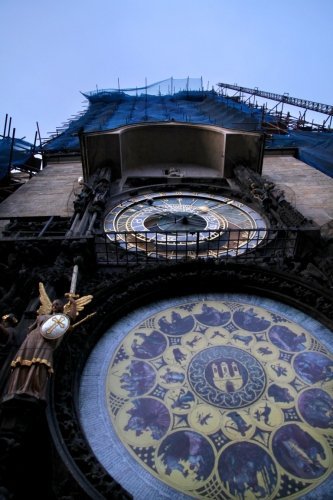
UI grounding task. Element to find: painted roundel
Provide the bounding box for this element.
[79,295,333,499]
[104,191,267,258]
[188,345,266,409]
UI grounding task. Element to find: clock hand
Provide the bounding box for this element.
[159,222,182,230]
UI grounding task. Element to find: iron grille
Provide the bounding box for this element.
[96,228,300,266]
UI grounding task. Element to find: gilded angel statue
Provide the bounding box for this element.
[37,282,94,339]
[3,269,94,402]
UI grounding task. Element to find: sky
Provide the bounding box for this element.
[1,0,332,143]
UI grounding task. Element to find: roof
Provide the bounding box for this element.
[42,78,333,178]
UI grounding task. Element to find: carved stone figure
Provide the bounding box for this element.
[90,178,110,213]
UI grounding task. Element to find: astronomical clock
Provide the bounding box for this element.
[78,186,333,500]
[104,191,268,259]
[9,180,331,499]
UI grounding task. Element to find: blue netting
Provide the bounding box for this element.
[43,89,263,153]
[83,77,204,98]
[0,137,36,181]
[266,130,333,178]
[43,79,333,178]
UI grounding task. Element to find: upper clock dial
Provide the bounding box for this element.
[104,191,267,259]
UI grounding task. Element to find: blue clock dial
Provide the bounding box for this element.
[104,191,268,259]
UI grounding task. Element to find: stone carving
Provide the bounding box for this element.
[234,165,309,227]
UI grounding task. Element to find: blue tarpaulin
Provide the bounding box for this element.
[0,137,36,181]
[42,78,333,178]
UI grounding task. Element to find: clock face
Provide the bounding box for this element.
[104,191,267,259]
[79,293,333,499]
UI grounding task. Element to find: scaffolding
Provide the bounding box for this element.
[0,114,42,200]
[217,82,333,132]
[39,77,333,178]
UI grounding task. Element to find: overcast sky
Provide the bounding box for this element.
[1,0,332,143]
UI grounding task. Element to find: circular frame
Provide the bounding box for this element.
[79,293,333,499]
[104,191,268,259]
[49,263,333,499]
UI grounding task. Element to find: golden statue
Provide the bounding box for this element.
[3,267,94,402]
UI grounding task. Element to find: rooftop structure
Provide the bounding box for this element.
[43,77,333,177]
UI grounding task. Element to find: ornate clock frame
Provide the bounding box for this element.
[48,261,333,499]
[103,190,269,260]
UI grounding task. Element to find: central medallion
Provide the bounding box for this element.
[147,211,208,232]
[188,345,266,408]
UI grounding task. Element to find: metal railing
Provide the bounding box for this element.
[96,228,301,266]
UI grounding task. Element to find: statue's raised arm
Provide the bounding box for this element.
[63,294,93,322]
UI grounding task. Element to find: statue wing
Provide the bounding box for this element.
[37,282,53,315]
[63,295,93,316]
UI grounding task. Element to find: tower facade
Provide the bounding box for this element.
[0,78,332,499]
